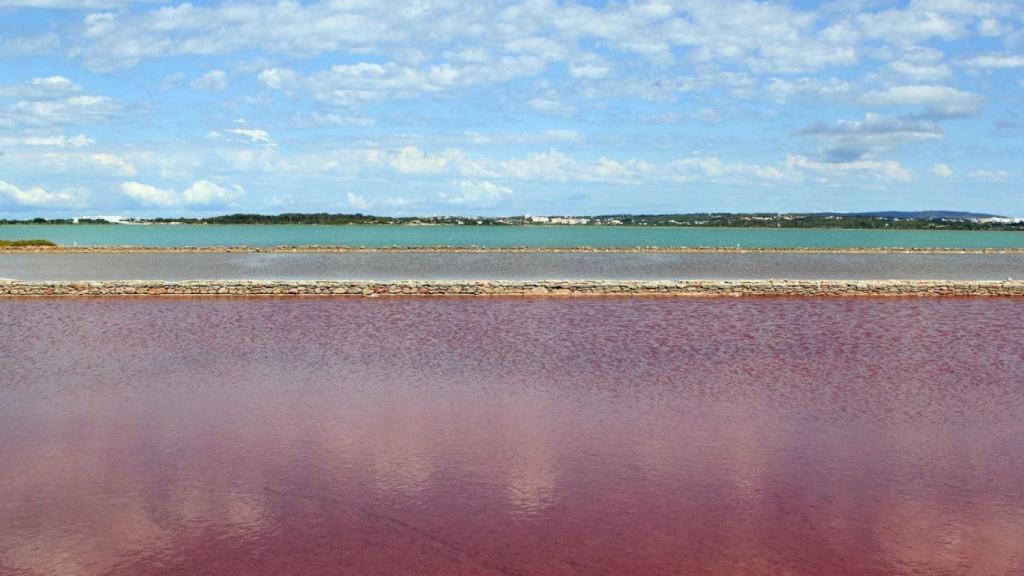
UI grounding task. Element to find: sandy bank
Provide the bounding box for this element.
[3,279,1023,297]
[3,245,1024,254]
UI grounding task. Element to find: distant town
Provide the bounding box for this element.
[2,211,1023,231]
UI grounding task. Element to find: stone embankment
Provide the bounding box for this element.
[2,280,1023,297]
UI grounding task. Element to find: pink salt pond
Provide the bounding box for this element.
[1,297,1023,575]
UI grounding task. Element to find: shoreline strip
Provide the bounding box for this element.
[4,245,1024,255]
[3,279,1023,297]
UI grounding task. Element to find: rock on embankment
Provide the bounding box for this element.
[1,280,1023,297]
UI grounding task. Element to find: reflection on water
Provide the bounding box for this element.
[1,297,1023,575]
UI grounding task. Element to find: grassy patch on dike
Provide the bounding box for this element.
[0,239,56,247]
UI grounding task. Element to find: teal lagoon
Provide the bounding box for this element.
[2,224,1024,249]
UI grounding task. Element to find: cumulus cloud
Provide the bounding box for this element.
[0,32,60,57]
[495,149,577,181]
[440,180,513,205]
[342,191,413,210]
[181,180,242,204]
[961,53,1024,69]
[59,0,971,84]
[0,0,136,7]
[886,47,951,81]
[667,156,786,184]
[119,181,179,207]
[527,96,575,116]
[224,128,272,145]
[887,59,951,81]
[346,192,371,210]
[855,8,966,44]
[120,180,243,208]
[968,169,1009,183]
[0,75,80,99]
[861,85,985,118]
[257,68,298,90]
[932,163,954,178]
[346,145,790,187]
[799,113,943,161]
[291,112,375,127]
[7,95,122,125]
[305,62,464,106]
[387,146,457,175]
[0,179,84,207]
[567,55,612,80]
[88,152,136,176]
[190,69,228,92]
[0,134,94,147]
[0,76,121,127]
[767,77,852,103]
[787,155,914,182]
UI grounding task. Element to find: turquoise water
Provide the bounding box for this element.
[2,224,1024,248]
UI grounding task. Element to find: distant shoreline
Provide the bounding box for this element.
[4,245,1024,254]
[4,223,1024,232]
[3,209,1023,232]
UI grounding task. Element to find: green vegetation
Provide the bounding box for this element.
[588,213,1024,231]
[1,211,1022,231]
[0,239,56,247]
[0,218,112,224]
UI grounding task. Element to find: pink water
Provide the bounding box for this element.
[2,298,1023,575]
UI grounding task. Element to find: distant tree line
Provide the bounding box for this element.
[2,212,1022,231]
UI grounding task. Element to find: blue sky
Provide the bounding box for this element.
[0,0,1022,217]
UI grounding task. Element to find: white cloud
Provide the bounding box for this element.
[190,69,228,92]
[388,146,456,174]
[861,85,984,118]
[0,134,93,147]
[361,146,787,187]
[496,149,576,181]
[346,192,371,210]
[528,96,575,116]
[767,77,852,103]
[932,163,953,178]
[0,33,60,57]
[910,0,1017,18]
[886,48,951,81]
[58,0,863,80]
[568,55,612,80]
[592,157,654,183]
[120,180,242,207]
[660,1,851,72]
[0,76,121,127]
[7,95,122,125]
[855,7,966,44]
[291,112,375,127]
[668,156,786,184]
[88,152,136,176]
[181,180,242,205]
[0,179,84,207]
[119,181,179,208]
[257,68,298,90]
[961,53,1024,69]
[0,75,80,99]
[440,180,513,205]
[306,62,464,106]
[343,191,414,209]
[224,128,272,145]
[800,113,943,161]
[787,155,914,182]
[968,169,1009,183]
[0,0,135,7]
